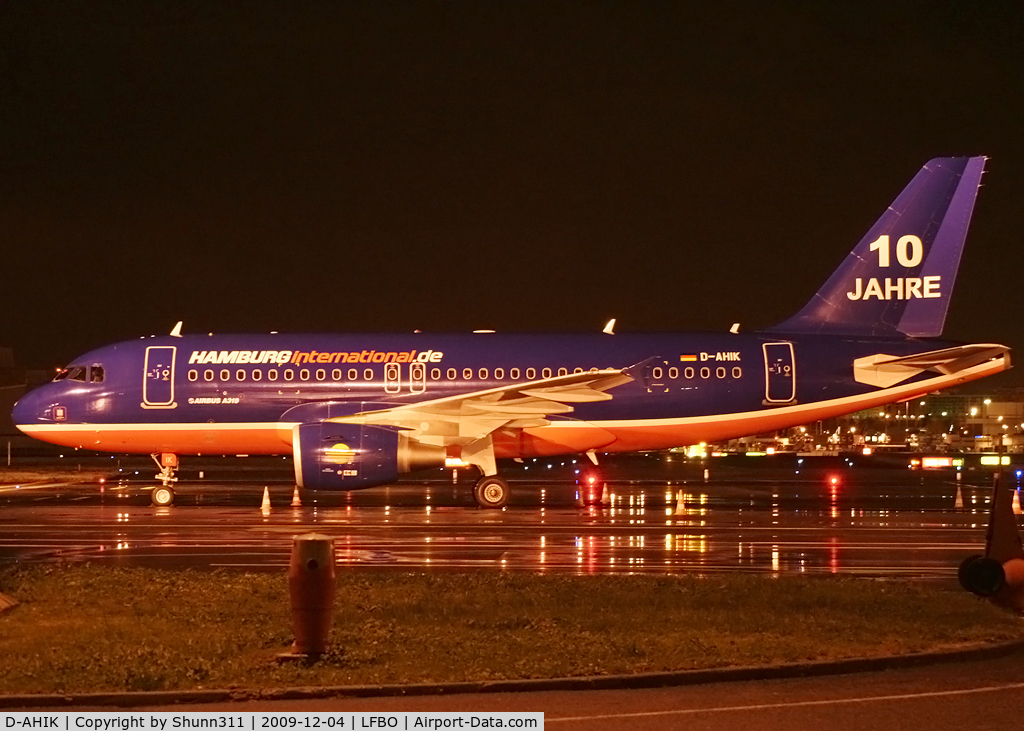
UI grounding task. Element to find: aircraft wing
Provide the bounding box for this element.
[325,366,637,446]
[853,344,1010,389]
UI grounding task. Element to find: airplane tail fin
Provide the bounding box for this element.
[768,157,986,338]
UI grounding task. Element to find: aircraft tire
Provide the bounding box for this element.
[152,485,175,507]
[473,476,510,509]
[958,554,1005,597]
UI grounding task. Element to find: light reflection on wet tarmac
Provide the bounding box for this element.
[1,468,1020,580]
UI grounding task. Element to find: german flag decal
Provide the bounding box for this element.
[680,354,697,362]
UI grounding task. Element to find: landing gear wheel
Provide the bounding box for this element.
[958,554,1005,597]
[152,485,175,507]
[473,476,510,509]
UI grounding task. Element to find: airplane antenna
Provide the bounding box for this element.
[603,319,616,335]
[730,323,740,334]
[170,321,183,337]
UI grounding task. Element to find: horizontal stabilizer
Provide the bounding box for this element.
[853,343,1010,389]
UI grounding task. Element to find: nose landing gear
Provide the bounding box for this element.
[150,453,178,507]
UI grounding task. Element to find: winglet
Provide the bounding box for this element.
[170,321,183,338]
[603,319,616,335]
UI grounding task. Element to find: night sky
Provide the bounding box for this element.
[3,2,1023,385]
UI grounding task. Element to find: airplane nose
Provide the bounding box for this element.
[11,389,41,429]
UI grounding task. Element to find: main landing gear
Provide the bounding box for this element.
[460,436,510,509]
[473,475,510,509]
[150,453,178,507]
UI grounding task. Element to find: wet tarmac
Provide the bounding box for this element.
[1,454,1020,579]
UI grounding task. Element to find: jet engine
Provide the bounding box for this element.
[293,422,445,490]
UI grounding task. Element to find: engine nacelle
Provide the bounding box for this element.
[293,422,444,490]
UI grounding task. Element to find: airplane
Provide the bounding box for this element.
[11,156,1011,508]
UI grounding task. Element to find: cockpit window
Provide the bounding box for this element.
[54,366,88,382]
[90,365,104,383]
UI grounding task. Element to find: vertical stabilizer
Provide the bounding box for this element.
[769,157,986,337]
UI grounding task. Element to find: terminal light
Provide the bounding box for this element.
[980,455,1011,466]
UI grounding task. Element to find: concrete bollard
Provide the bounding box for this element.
[284,533,336,658]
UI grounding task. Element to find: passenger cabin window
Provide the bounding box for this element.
[316,369,326,381]
[684,367,694,379]
[526,368,536,379]
[574,368,583,374]
[511,368,520,379]
[268,369,278,381]
[733,367,742,378]
[542,368,552,378]
[252,369,262,381]
[348,369,358,381]
[363,368,373,380]
[204,370,214,382]
[479,368,488,380]
[284,369,294,381]
[669,367,679,379]
[652,367,663,380]
[494,368,504,380]
[90,365,104,383]
[236,369,246,381]
[447,368,457,380]
[431,368,441,380]
[220,369,230,381]
[558,368,567,377]
[300,369,310,381]
[188,370,198,382]
[332,369,342,381]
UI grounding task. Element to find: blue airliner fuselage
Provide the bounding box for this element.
[11,157,1012,507]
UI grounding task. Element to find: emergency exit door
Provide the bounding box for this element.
[143,346,177,408]
[763,342,796,403]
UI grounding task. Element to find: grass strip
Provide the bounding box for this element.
[0,565,1020,695]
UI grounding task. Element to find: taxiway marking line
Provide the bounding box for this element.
[547,680,1024,723]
